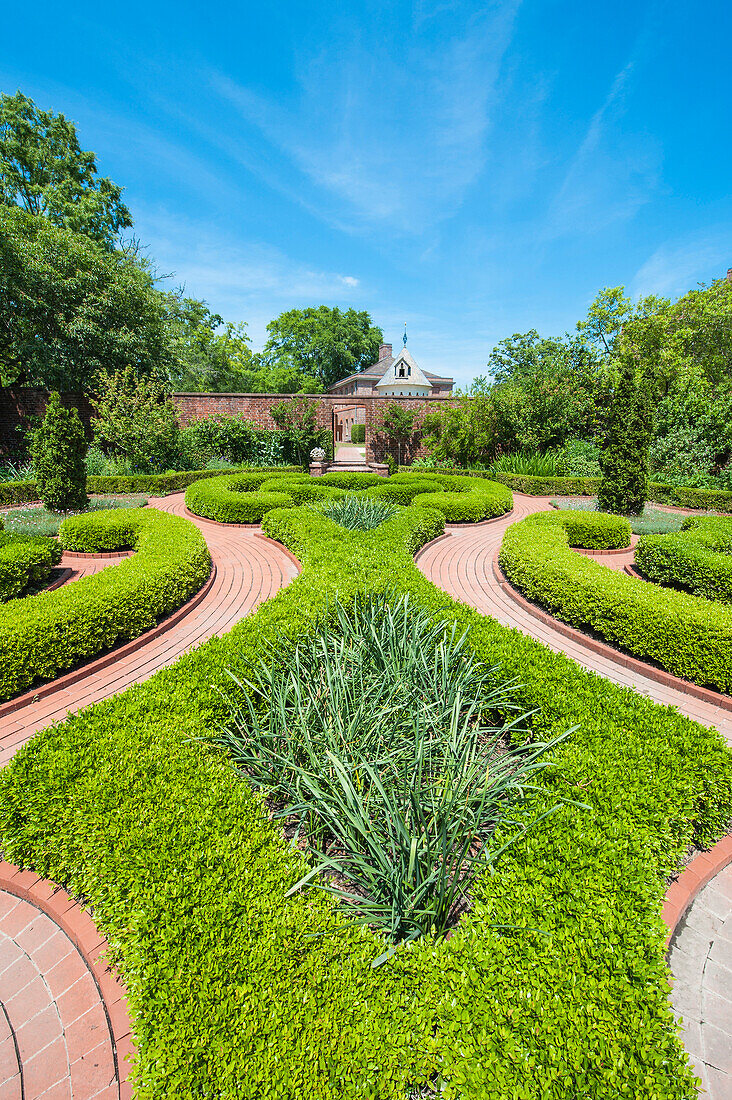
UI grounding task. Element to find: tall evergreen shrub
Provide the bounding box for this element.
[598,355,654,515]
[29,392,89,511]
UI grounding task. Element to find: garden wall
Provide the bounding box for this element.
[0,388,95,454]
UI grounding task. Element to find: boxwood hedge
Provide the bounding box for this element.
[636,516,732,604]
[0,498,729,1097]
[0,507,210,701]
[0,466,303,506]
[560,510,632,549]
[0,526,62,602]
[500,510,732,692]
[185,471,513,525]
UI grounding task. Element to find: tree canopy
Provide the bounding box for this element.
[0,206,170,389]
[0,91,132,249]
[262,306,382,389]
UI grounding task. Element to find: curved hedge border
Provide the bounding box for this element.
[0,499,729,1096]
[0,466,303,507]
[500,510,732,692]
[185,470,513,526]
[0,508,210,701]
[560,510,631,549]
[636,516,732,604]
[0,527,62,602]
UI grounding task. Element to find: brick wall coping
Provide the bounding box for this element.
[491,550,732,714]
[0,562,217,720]
[0,860,135,1096]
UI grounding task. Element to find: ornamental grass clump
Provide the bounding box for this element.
[313,492,399,530]
[216,593,567,962]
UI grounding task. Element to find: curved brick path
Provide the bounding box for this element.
[417,491,732,1098]
[0,494,299,765]
[0,494,299,1098]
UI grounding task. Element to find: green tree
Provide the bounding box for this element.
[29,392,88,511]
[0,91,132,249]
[91,367,180,473]
[0,206,171,388]
[263,306,382,389]
[270,396,329,466]
[598,352,655,515]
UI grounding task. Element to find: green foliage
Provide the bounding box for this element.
[177,414,287,470]
[0,507,210,700]
[263,306,382,389]
[489,450,560,477]
[313,493,398,530]
[217,592,561,957]
[556,438,601,477]
[598,352,655,515]
[350,423,366,444]
[91,367,180,473]
[0,207,171,389]
[28,391,88,511]
[558,510,631,550]
[270,396,332,465]
[374,405,419,465]
[636,517,732,604]
[0,526,62,601]
[500,510,732,690]
[0,497,726,1096]
[0,91,132,248]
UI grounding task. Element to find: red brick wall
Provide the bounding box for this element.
[0,388,95,455]
[172,392,457,463]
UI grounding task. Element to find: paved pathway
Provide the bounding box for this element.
[417,492,732,1097]
[0,494,299,1098]
[670,865,732,1098]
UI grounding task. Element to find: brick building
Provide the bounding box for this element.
[327,340,453,399]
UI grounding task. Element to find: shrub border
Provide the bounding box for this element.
[0,859,135,1098]
[0,561,217,720]
[492,549,732,713]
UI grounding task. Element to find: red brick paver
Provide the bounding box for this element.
[0,495,300,1097]
[0,495,299,763]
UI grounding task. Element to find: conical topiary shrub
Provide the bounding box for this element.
[598,356,654,516]
[29,392,89,512]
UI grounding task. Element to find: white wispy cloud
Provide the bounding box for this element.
[209,2,521,235]
[544,58,661,238]
[631,231,732,298]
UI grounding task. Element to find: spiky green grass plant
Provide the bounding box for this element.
[312,492,399,530]
[215,593,567,962]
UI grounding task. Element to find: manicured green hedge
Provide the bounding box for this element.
[0,498,728,1096]
[185,470,513,525]
[0,508,210,701]
[661,485,732,511]
[561,510,631,549]
[0,466,303,506]
[500,510,732,691]
[636,516,732,604]
[0,528,62,601]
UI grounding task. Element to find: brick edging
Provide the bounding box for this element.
[62,549,135,560]
[575,544,633,556]
[0,563,217,720]
[492,551,732,714]
[413,531,452,563]
[0,861,135,1097]
[662,836,732,946]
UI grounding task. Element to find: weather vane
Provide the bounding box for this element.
[403,323,408,347]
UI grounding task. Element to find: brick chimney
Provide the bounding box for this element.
[727,268,732,283]
[378,343,392,360]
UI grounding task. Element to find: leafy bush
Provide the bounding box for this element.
[558,510,631,549]
[499,510,732,691]
[0,500,727,1096]
[0,526,62,601]
[313,494,398,531]
[217,593,564,960]
[92,367,181,473]
[350,424,366,444]
[636,516,732,603]
[556,438,601,477]
[0,507,210,700]
[270,397,332,465]
[598,358,654,515]
[28,391,89,511]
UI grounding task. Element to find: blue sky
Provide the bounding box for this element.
[2,0,730,386]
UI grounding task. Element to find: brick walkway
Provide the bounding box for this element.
[417,492,732,1098]
[0,495,299,1098]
